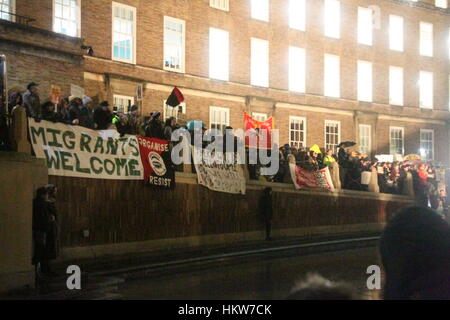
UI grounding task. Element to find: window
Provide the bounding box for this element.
[357,60,372,102]
[112,2,136,63]
[390,127,404,155]
[420,129,434,161]
[324,0,340,39]
[289,46,306,93]
[420,22,433,57]
[210,0,229,11]
[210,106,230,132]
[389,66,404,106]
[436,0,448,9]
[289,0,305,31]
[251,38,269,87]
[325,121,340,153]
[358,7,372,46]
[251,0,269,22]
[420,71,433,109]
[209,28,229,81]
[252,113,268,122]
[53,0,80,37]
[324,54,340,98]
[290,116,307,149]
[389,15,404,52]
[113,95,134,113]
[164,100,186,121]
[359,124,371,155]
[164,16,185,72]
[0,0,14,21]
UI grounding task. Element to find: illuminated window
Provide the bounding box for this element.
[289,46,306,93]
[164,16,185,72]
[389,15,404,52]
[112,2,136,63]
[164,100,186,121]
[53,0,80,37]
[251,0,269,22]
[324,54,340,98]
[252,113,268,122]
[113,94,134,114]
[210,0,229,11]
[324,0,340,39]
[436,0,448,9]
[251,38,269,87]
[289,0,305,31]
[420,129,434,161]
[390,127,404,155]
[420,22,433,57]
[209,28,229,81]
[210,106,230,132]
[290,116,307,148]
[359,124,371,155]
[0,0,14,21]
[357,60,372,102]
[358,7,372,46]
[420,71,433,109]
[325,120,340,153]
[389,66,404,106]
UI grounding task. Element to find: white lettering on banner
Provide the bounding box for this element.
[28,118,143,180]
[192,146,246,195]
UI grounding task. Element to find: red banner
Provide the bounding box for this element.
[289,163,335,192]
[137,136,175,189]
[244,112,274,149]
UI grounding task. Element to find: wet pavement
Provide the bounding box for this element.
[118,247,382,300]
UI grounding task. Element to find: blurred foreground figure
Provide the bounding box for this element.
[286,274,358,300]
[380,206,450,300]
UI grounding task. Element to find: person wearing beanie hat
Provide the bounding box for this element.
[126,104,141,135]
[82,96,92,107]
[145,111,164,139]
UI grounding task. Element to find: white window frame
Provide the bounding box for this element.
[0,0,15,22]
[389,15,404,52]
[209,27,229,81]
[252,112,268,122]
[289,116,307,149]
[251,37,269,88]
[163,100,186,121]
[113,94,135,114]
[436,0,448,9]
[420,22,433,57]
[420,129,434,161]
[210,0,229,11]
[324,54,340,98]
[359,124,371,155]
[419,71,433,109]
[389,66,404,106]
[53,0,81,37]
[324,120,341,153]
[358,6,373,46]
[251,0,269,22]
[209,106,230,132]
[111,2,137,64]
[357,60,373,102]
[389,126,404,156]
[289,46,305,93]
[163,16,186,73]
[289,0,305,31]
[324,0,341,39]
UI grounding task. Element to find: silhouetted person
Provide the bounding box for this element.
[259,187,273,241]
[380,206,450,300]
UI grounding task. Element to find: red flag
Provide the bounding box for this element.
[166,87,185,107]
[244,112,274,150]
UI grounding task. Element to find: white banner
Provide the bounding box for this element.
[192,146,246,195]
[28,119,143,180]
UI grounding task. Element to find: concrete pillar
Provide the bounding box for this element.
[10,107,30,154]
[329,161,341,191]
[368,167,380,193]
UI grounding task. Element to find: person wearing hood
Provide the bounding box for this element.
[93,101,113,130]
[145,111,164,139]
[22,82,41,120]
[380,206,450,300]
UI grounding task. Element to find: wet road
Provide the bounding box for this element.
[118,247,382,300]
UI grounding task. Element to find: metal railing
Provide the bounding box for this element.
[0,10,36,26]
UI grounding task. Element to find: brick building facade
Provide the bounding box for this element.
[1,0,450,164]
